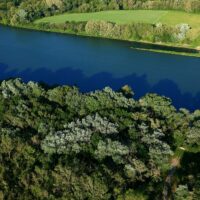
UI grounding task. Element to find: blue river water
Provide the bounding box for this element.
[0,25,200,110]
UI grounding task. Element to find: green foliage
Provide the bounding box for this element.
[0,78,199,199]
[42,114,119,154]
[186,120,200,152]
[32,15,196,45]
[174,185,190,200]
[117,189,147,200]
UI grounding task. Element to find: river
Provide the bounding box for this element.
[0,25,200,110]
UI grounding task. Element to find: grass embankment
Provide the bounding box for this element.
[133,48,200,57]
[35,10,200,54]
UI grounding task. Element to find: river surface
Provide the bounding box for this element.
[0,25,200,110]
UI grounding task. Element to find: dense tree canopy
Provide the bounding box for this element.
[0,78,199,199]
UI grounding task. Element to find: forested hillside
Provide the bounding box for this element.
[0,0,200,24]
[0,79,200,199]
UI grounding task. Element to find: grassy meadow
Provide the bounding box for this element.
[36,10,167,24]
[35,10,200,27]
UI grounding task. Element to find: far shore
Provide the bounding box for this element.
[1,22,200,58]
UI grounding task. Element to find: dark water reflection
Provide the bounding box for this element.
[0,25,200,110]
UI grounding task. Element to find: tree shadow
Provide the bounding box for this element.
[0,63,199,111]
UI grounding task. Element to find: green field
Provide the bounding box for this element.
[35,10,200,28]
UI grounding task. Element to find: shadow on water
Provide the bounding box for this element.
[0,63,200,111]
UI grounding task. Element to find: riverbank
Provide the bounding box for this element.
[34,10,200,56]
[1,22,200,58]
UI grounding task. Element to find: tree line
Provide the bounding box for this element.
[35,20,191,45]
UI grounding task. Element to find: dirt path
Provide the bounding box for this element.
[163,157,180,200]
